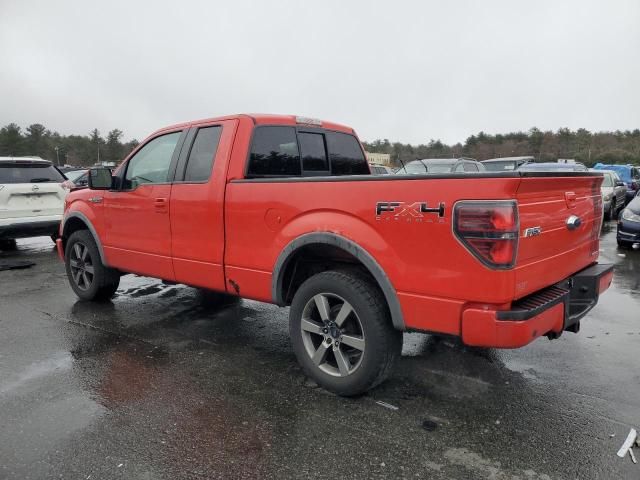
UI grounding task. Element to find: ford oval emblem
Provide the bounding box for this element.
[566,215,582,230]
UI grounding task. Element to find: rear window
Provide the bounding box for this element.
[397,161,426,174]
[0,163,65,183]
[326,131,369,175]
[483,161,516,171]
[299,132,328,172]
[428,163,455,173]
[247,127,368,177]
[248,127,300,177]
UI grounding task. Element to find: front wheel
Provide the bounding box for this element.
[289,270,402,396]
[65,230,120,301]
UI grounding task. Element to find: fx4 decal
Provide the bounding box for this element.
[376,201,446,222]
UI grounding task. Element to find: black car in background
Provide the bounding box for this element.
[617,191,640,247]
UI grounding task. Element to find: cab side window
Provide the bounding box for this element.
[247,127,301,177]
[123,131,181,189]
[183,126,222,182]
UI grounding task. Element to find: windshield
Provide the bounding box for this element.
[483,161,516,171]
[0,163,65,183]
[601,173,613,187]
[64,170,87,182]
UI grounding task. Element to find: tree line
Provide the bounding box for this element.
[363,127,640,167]
[0,123,139,166]
[1,122,639,169]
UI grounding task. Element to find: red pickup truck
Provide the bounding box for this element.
[57,114,613,396]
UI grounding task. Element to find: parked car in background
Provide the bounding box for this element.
[368,163,394,175]
[592,164,640,204]
[518,162,588,172]
[481,156,535,172]
[617,191,640,247]
[0,157,67,246]
[395,158,485,174]
[589,169,626,220]
[63,169,89,187]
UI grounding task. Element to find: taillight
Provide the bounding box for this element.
[453,201,519,269]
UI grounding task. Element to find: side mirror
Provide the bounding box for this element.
[88,167,113,190]
[615,180,625,187]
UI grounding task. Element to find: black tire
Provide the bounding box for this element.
[617,238,631,248]
[0,238,17,251]
[289,270,402,396]
[65,230,120,301]
[605,202,614,221]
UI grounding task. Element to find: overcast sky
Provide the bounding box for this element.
[1,0,639,145]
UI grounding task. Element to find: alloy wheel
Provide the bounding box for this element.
[69,242,94,291]
[300,293,365,377]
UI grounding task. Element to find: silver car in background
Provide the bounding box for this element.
[395,158,485,174]
[590,169,627,220]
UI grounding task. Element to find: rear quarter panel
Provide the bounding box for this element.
[224,176,522,333]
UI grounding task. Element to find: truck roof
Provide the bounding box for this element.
[153,114,355,136]
[0,156,52,165]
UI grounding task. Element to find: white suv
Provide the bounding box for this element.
[0,157,67,246]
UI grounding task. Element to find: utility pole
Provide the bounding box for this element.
[54,146,60,166]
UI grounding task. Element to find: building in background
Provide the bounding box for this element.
[365,152,392,166]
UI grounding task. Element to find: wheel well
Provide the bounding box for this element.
[280,243,378,305]
[273,234,406,331]
[62,216,89,249]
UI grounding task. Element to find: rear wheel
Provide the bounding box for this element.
[65,230,120,301]
[289,270,402,396]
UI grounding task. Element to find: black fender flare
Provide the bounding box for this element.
[272,232,405,331]
[61,211,108,266]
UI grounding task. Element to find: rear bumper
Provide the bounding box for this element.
[462,263,614,348]
[0,215,62,239]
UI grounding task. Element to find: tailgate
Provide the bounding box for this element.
[514,174,603,298]
[0,183,66,220]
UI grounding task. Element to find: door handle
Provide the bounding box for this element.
[154,197,168,213]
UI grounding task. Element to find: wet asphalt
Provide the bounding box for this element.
[0,222,639,480]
